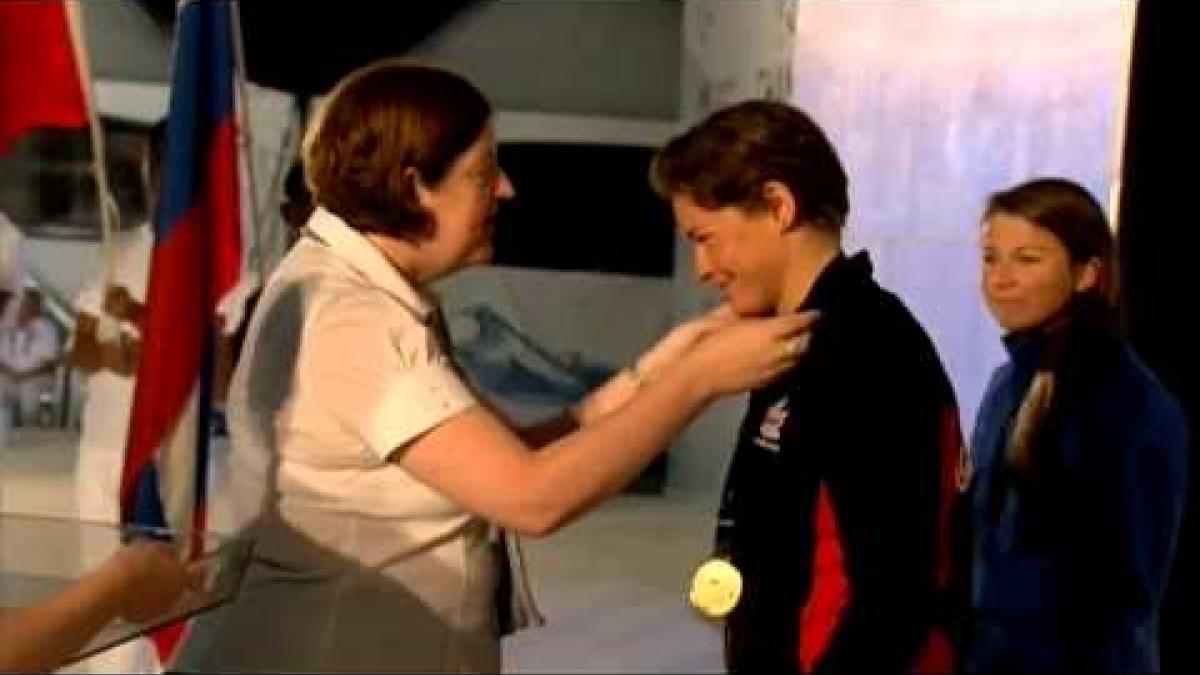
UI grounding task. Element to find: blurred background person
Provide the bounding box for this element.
[0,210,30,328]
[0,287,61,428]
[65,121,160,674]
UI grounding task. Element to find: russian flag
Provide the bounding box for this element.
[119,0,243,660]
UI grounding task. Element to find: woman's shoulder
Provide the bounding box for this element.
[1069,345,1189,498]
[253,263,426,361]
[1071,342,1190,477]
[972,362,1018,432]
[285,241,434,330]
[1112,344,1189,441]
[304,285,431,356]
[980,360,1019,402]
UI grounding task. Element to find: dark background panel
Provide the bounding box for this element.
[492,143,675,278]
[134,0,478,96]
[1118,1,1197,671]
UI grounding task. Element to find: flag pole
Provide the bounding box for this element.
[64,0,119,281]
[230,0,265,299]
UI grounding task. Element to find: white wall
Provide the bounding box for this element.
[80,0,171,82]
[415,1,681,119]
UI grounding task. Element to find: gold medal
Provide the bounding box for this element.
[688,557,742,620]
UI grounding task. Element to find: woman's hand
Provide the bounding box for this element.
[110,541,193,623]
[679,310,818,398]
[572,305,737,424]
[103,285,142,326]
[635,304,737,381]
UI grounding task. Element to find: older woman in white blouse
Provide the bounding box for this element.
[176,58,813,673]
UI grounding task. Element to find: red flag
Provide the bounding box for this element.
[0,0,88,154]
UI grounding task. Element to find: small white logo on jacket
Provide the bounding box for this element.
[754,397,789,452]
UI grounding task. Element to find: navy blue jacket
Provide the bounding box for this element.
[969,302,1189,673]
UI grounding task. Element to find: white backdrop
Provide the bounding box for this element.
[790,0,1133,435]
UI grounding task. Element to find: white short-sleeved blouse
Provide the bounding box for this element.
[176,208,503,672]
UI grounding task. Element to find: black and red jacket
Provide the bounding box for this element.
[718,251,968,674]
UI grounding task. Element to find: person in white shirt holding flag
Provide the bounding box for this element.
[66,124,159,675]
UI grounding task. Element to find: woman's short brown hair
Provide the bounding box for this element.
[303,58,492,240]
[651,100,849,232]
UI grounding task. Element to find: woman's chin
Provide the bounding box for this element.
[725,295,773,318]
[466,244,494,265]
[994,314,1045,334]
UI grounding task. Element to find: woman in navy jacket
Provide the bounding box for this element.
[968,178,1189,673]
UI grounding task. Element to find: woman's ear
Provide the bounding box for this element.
[407,166,433,209]
[1074,257,1102,293]
[762,180,797,233]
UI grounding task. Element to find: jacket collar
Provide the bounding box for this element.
[796,249,873,313]
[1000,294,1121,383]
[305,207,433,323]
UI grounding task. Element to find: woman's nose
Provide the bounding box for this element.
[495,170,515,200]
